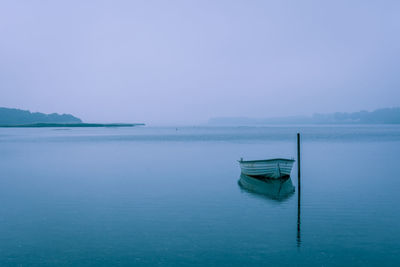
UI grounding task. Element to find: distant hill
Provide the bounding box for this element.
[208,107,400,125]
[312,107,400,124]
[0,107,82,125]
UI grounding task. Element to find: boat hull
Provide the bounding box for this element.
[239,158,295,179]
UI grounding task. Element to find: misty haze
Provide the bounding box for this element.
[1,1,400,266]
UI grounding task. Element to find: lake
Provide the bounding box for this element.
[1,125,400,266]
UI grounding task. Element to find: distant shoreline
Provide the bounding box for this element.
[208,107,400,125]
[0,123,145,128]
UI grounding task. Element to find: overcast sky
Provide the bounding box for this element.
[1,0,399,124]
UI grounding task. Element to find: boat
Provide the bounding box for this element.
[238,158,295,179]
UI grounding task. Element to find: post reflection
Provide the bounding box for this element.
[297,182,301,247]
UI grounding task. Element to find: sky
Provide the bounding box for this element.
[0,0,399,125]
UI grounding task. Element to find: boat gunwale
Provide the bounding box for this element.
[238,158,295,163]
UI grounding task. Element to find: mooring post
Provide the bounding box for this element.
[297,132,301,246]
[297,133,301,191]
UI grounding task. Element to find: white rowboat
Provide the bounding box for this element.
[238,158,295,179]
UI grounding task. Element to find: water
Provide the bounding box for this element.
[1,126,400,266]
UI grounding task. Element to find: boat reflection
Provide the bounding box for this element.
[239,173,301,246]
[238,173,295,201]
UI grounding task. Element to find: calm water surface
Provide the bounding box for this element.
[1,126,400,266]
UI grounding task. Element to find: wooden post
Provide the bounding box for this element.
[297,133,301,191]
[297,132,301,246]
